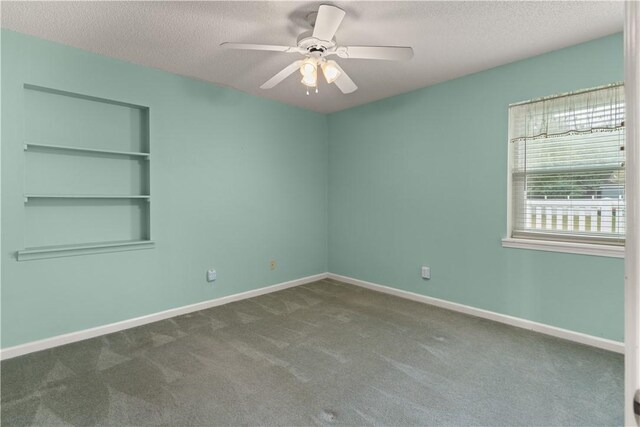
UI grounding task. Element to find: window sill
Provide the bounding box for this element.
[501,237,624,258]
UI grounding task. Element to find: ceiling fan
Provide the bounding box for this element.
[221,4,414,95]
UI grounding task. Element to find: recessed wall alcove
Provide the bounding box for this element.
[18,84,153,260]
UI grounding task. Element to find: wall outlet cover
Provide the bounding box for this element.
[207,269,216,282]
[421,266,431,280]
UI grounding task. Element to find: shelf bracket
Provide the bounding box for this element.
[24,196,29,203]
[23,144,28,151]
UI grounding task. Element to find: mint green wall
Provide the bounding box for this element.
[328,34,625,342]
[1,30,626,348]
[1,31,328,348]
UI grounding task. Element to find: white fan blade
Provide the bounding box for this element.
[335,46,413,61]
[221,42,300,53]
[331,63,357,94]
[312,5,346,41]
[260,61,302,89]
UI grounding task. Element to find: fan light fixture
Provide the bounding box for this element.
[299,58,342,92]
[300,58,317,87]
[321,60,341,84]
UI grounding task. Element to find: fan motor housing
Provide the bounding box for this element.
[297,31,335,57]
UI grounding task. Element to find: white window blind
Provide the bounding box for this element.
[509,83,625,246]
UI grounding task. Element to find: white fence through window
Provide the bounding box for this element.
[524,198,625,235]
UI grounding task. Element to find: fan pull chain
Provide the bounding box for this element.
[305,87,319,96]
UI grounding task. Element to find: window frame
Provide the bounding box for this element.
[502,84,626,258]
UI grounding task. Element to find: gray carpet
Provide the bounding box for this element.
[1,279,623,426]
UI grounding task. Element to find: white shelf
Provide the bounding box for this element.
[25,142,149,158]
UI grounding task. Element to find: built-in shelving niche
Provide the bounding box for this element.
[18,84,153,261]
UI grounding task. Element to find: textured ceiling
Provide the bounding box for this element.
[1,1,624,113]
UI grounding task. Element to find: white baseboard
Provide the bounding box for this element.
[2,271,623,360]
[328,273,625,354]
[0,272,329,360]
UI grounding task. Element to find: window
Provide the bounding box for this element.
[503,83,625,257]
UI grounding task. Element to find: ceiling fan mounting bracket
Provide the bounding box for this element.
[306,11,318,27]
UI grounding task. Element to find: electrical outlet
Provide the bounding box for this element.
[421,266,431,280]
[207,269,216,282]
[269,260,277,270]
